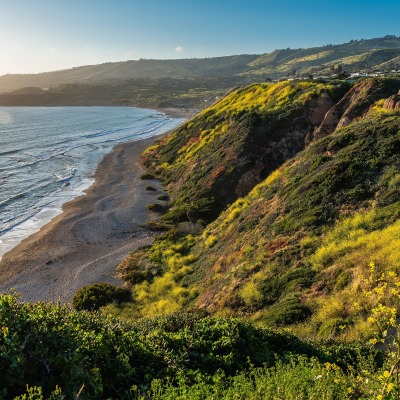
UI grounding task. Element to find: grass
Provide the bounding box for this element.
[110,79,400,340]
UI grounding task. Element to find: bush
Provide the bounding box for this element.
[262,296,312,326]
[146,185,156,191]
[141,172,155,180]
[157,194,169,201]
[147,203,166,212]
[0,294,381,399]
[72,283,132,311]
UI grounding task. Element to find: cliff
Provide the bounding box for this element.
[115,78,400,340]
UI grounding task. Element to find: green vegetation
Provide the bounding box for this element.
[147,203,166,212]
[116,78,400,341]
[145,185,156,191]
[71,283,132,311]
[140,173,155,180]
[6,292,400,399]
[113,232,198,318]
[3,293,369,399]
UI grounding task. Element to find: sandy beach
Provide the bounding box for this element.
[0,134,168,303]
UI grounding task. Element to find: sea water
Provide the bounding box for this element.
[0,106,183,258]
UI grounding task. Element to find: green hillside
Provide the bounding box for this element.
[141,80,349,222]
[244,37,400,79]
[113,78,400,343]
[0,77,246,109]
[1,36,400,108]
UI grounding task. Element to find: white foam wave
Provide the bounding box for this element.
[0,177,94,259]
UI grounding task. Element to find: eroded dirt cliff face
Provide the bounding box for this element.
[312,78,400,141]
[234,93,339,197]
[384,90,400,110]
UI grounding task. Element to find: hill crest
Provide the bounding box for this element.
[1,36,400,94]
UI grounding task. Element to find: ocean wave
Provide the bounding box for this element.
[98,119,172,144]
[83,126,128,139]
[82,118,165,140]
[0,205,42,236]
[0,148,21,157]
[0,177,65,210]
[0,106,183,255]
[53,165,77,182]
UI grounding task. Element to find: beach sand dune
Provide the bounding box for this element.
[0,136,164,303]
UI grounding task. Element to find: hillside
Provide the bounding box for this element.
[1,36,400,108]
[0,77,248,110]
[113,77,400,342]
[0,55,259,93]
[244,37,400,79]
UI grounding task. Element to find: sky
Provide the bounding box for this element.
[0,0,399,75]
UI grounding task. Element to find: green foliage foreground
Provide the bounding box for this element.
[72,283,132,311]
[2,293,399,399]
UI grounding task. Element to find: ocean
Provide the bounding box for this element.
[0,106,183,258]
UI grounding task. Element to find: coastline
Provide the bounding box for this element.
[157,107,198,119]
[0,133,169,303]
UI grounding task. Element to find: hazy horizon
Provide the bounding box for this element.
[1,0,399,76]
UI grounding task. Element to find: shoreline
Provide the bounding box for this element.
[157,107,198,119]
[0,106,189,260]
[0,133,169,303]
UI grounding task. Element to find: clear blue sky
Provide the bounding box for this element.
[0,0,399,75]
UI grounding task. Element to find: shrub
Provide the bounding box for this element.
[157,194,169,201]
[147,203,166,212]
[140,172,155,180]
[262,296,312,326]
[145,185,156,191]
[0,294,382,399]
[72,283,132,311]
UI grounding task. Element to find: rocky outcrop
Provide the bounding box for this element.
[312,79,400,141]
[383,90,400,110]
[307,92,336,126]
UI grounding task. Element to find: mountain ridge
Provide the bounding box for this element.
[1,36,400,96]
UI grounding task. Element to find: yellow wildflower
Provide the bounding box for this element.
[383,370,391,379]
[386,382,395,393]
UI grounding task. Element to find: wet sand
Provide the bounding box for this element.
[0,135,167,303]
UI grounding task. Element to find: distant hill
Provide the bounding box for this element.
[1,36,400,110]
[1,36,400,95]
[0,77,249,109]
[0,55,258,93]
